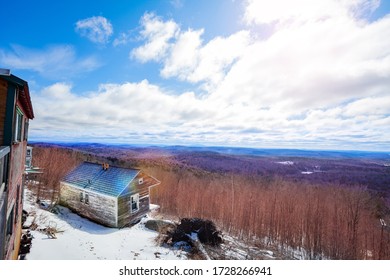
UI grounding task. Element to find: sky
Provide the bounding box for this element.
[1,0,390,151]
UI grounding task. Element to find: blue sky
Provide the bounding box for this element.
[1,0,390,151]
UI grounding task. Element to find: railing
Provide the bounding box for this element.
[0,146,10,259]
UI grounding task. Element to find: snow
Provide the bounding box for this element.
[301,171,313,174]
[22,188,282,260]
[23,189,187,260]
[276,161,294,165]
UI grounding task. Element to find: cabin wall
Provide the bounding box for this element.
[59,183,117,227]
[117,171,156,228]
[117,191,150,228]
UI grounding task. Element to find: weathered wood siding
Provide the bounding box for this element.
[59,183,117,227]
[117,193,149,228]
[117,171,157,228]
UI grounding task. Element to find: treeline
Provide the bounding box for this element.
[30,145,390,259]
[28,146,81,204]
[146,167,390,259]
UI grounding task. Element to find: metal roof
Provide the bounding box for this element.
[62,162,140,197]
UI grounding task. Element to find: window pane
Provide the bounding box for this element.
[14,108,24,142]
[24,121,29,140]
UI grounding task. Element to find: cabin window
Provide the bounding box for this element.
[14,107,24,142]
[130,193,139,213]
[138,178,143,185]
[80,192,89,204]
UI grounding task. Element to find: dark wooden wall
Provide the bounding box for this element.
[117,194,149,228]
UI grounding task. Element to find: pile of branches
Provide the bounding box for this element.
[156,218,223,258]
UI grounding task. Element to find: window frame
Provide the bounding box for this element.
[130,193,140,213]
[6,206,14,236]
[80,192,89,204]
[14,107,24,143]
[23,119,29,141]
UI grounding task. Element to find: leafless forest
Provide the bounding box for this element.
[29,143,390,259]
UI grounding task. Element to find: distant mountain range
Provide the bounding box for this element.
[30,141,390,160]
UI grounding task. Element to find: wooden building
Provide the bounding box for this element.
[59,162,160,228]
[0,70,34,260]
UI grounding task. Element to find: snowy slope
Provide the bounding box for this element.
[23,189,187,260]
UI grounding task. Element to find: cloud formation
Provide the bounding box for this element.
[244,0,380,26]
[75,16,113,44]
[131,13,179,62]
[132,13,251,90]
[31,1,390,150]
[0,45,100,79]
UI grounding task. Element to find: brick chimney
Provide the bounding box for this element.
[102,163,109,170]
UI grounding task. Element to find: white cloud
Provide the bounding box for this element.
[132,14,252,90]
[161,28,204,79]
[0,45,100,79]
[209,0,390,114]
[75,16,113,44]
[113,32,131,47]
[131,13,179,62]
[31,81,210,140]
[160,30,251,90]
[243,0,380,26]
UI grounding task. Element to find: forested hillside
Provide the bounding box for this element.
[29,143,390,259]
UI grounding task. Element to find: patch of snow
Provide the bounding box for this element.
[301,171,313,175]
[149,204,160,211]
[276,161,294,165]
[23,189,187,260]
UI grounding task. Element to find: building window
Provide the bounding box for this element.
[130,194,139,213]
[6,207,14,236]
[15,185,20,219]
[80,192,89,204]
[138,178,143,184]
[24,120,29,141]
[14,107,24,142]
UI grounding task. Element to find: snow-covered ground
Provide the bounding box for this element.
[22,189,187,260]
[22,188,286,260]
